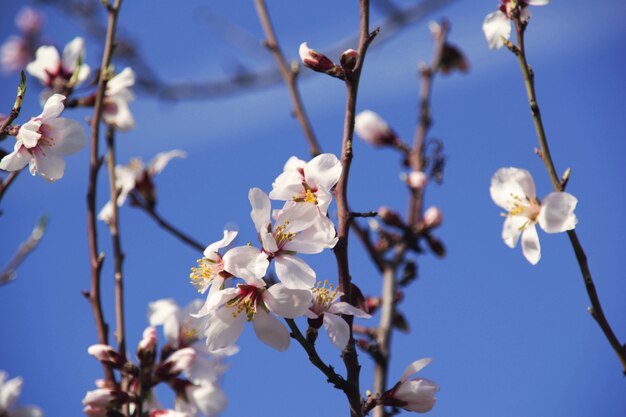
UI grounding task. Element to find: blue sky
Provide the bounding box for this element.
[1,1,625,416]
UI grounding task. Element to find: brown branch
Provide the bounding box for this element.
[129,193,205,253]
[85,0,124,386]
[104,125,126,357]
[0,171,20,204]
[253,0,322,157]
[0,216,47,286]
[512,13,626,374]
[0,71,26,139]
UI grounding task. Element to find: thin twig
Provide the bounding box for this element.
[105,125,126,357]
[0,171,20,204]
[0,216,47,286]
[253,0,322,157]
[0,71,26,139]
[86,0,124,386]
[512,13,626,374]
[129,193,205,253]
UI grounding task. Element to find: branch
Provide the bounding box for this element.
[0,71,26,139]
[0,216,47,286]
[0,171,21,204]
[512,13,626,374]
[254,0,322,157]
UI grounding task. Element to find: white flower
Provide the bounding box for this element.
[202,282,311,352]
[103,67,135,131]
[249,188,336,290]
[490,167,577,265]
[355,110,396,147]
[97,150,186,222]
[305,281,370,350]
[0,36,32,73]
[26,36,90,89]
[0,93,87,181]
[483,0,550,49]
[0,372,43,417]
[385,358,439,413]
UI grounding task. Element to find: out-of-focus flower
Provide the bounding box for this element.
[202,282,311,352]
[355,110,399,147]
[150,410,192,417]
[0,37,32,73]
[26,37,90,93]
[490,167,577,265]
[176,382,227,417]
[97,150,186,222]
[305,281,370,350]
[16,7,45,35]
[483,0,550,49]
[0,93,87,181]
[380,358,439,413]
[88,344,126,369]
[82,388,128,408]
[137,326,158,362]
[406,171,428,191]
[157,347,196,379]
[0,372,43,417]
[422,206,443,229]
[103,67,135,131]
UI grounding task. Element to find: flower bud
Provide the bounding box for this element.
[137,326,157,358]
[439,43,470,75]
[82,388,128,408]
[155,347,196,380]
[406,171,428,191]
[423,206,443,229]
[87,344,125,369]
[340,48,359,72]
[380,359,439,413]
[355,110,397,147]
[378,206,405,228]
[299,42,344,78]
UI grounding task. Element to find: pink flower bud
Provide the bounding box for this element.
[355,110,397,147]
[380,358,439,413]
[299,42,336,73]
[16,7,45,35]
[87,344,124,368]
[83,405,108,417]
[423,206,443,228]
[138,326,157,352]
[155,347,196,380]
[407,171,428,190]
[82,389,116,407]
[150,410,193,417]
[340,48,359,72]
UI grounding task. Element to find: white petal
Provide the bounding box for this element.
[31,149,65,182]
[323,313,350,350]
[268,170,303,200]
[44,118,88,155]
[26,45,60,84]
[264,283,313,318]
[283,155,306,171]
[62,37,85,72]
[187,383,227,417]
[0,143,31,172]
[304,153,342,191]
[148,299,179,326]
[527,0,550,5]
[222,246,268,286]
[328,301,371,318]
[41,93,66,121]
[107,67,135,96]
[195,287,237,318]
[0,375,22,410]
[103,97,135,131]
[399,358,432,382]
[490,167,536,210]
[394,378,439,412]
[274,255,316,289]
[275,201,318,233]
[286,213,337,254]
[148,150,186,176]
[249,187,271,233]
[252,309,290,351]
[501,215,527,248]
[16,120,42,149]
[97,201,114,223]
[521,224,541,265]
[205,307,245,353]
[482,11,511,50]
[538,192,578,233]
[204,226,238,259]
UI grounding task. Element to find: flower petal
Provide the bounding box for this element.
[394,378,439,412]
[399,358,432,382]
[204,226,238,259]
[521,224,541,265]
[0,143,31,172]
[501,215,528,248]
[303,153,342,191]
[16,120,42,149]
[252,309,291,351]
[147,149,186,176]
[264,283,312,318]
[490,167,536,210]
[323,313,350,350]
[106,67,135,97]
[274,255,316,289]
[249,187,271,234]
[222,246,268,286]
[26,45,60,84]
[41,93,66,121]
[62,37,85,73]
[204,307,245,353]
[538,192,578,233]
[328,301,371,318]
[482,10,511,50]
[31,149,65,181]
[44,118,88,155]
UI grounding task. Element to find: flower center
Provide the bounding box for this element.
[505,193,541,230]
[189,257,223,292]
[311,280,340,314]
[226,285,266,321]
[273,221,298,248]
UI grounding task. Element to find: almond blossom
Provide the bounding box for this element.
[490,167,577,264]
[103,67,136,131]
[0,372,43,417]
[201,282,312,352]
[97,150,186,222]
[0,93,86,181]
[483,0,550,49]
[26,36,90,92]
[381,358,439,413]
[354,110,398,147]
[305,281,370,350]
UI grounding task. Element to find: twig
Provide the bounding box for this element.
[129,193,205,253]
[85,0,124,386]
[0,216,47,286]
[285,318,347,390]
[0,71,26,139]
[105,125,126,357]
[512,13,626,374]
[0,171,21,204]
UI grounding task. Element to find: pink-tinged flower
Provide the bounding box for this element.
[381,358,439,413]
[422,206,443,229]
[305,281,370,350]
[26,36,90,90]
[158,347,196,378]
[355,110,398,147]
[0,372,43,417]
[0,36,33,73]
[16,7,45,35]
[88,344,126,369]
[490,167,577,265]
[250,188,336,289]
[97,150,186,222]
[177,382,227,417]
[202,282,311,352]
[82,388,128,408]
[0,93,87,181]
[137,326,158,361]
[103,67,135,131]
[483,0,550,49]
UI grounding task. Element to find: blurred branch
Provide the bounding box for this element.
[38,0,455,100]
[0,216,47,286]
[512,11,626,374]
[0,171,21,204]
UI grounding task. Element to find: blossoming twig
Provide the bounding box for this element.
[86,0,124,386]
[0,71,26,139]
[253,0,322,158]
[511,11,626,374]
[0,215,47,286]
